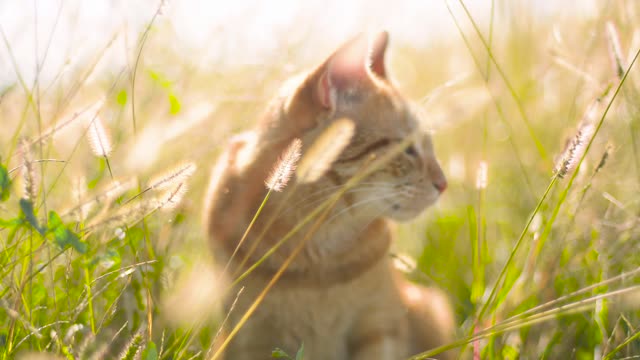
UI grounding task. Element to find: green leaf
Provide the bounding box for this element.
[495,264,523,310]
[48,211,87,254]
[501,343,520,360]
[48,209,63,228]
[0,163,11,202]
[20,198,44,234]
[90,248,121,270]
[295,343,304,360]
[116,90,128,106]
[87,158,106,189]
[148,69,172,88]
[271,348,291,359]
[0,217,22,228]
[168,93,181,114]
[142,341,158,360]
[125,226,145,248]
[30,283,46,306]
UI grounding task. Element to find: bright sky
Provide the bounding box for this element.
[0,0,598,88]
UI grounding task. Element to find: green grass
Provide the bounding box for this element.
[2,1,640,359]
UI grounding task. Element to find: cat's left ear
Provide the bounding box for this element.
[368,31,389,79]
[315,31,390,109]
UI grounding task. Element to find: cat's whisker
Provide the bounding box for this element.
[283,190,385,217]
[324,192,404,225]
[288,184,350,200]
[384,186,419,198]
[282,184,396,214]
[399,182,440,196]
[352,181,402,188]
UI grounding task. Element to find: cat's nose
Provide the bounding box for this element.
[429,160,447,193]
[433,178,447,193]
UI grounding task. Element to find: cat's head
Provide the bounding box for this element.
[280,31,447,222]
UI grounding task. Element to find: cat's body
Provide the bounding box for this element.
[204,32,454,359]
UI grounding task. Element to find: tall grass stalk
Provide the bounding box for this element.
[471,41,640,357]
[454,0,549,163]
[210,181,343,360]
[409,284,640,359]
[443,0,535,198]
[223,138,301,278]
[83,266,96,334]
[603,327,640,360]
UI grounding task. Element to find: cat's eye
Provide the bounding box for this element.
[404,145,418,157]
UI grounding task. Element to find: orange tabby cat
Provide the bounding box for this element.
[204,31,454,360]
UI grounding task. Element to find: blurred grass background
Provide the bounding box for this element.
[2,0,640,359]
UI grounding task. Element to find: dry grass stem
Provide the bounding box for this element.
[35,98,106,144]
[63,177,137,220]
[208,286,244,359]
[85,201,153,232]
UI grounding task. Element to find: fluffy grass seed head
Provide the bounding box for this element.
[265,138,302,191]
[19,138,38,201]
[102,177,138,201]
[554,122,595,179]
[554,92,606,179]
[595,144,612,174]
[86,200,152,231]
[118,330,144,360]
[605,21,626,79]
[297,118,355,183]
[87,116,113,157]
[63,323,84,343]
[36,97,105,144]
[148,162,197,190]
[475,161,488,189]
[157,182,188,211]
[63,177,137,221]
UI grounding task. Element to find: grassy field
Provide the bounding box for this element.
[2,0,640,359]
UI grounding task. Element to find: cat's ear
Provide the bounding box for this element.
[315,31,389,109]
[368,31,389,78]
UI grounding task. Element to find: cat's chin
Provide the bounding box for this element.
[387,212,422,223]
[386,198,439,222]
[386,205,430,222]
